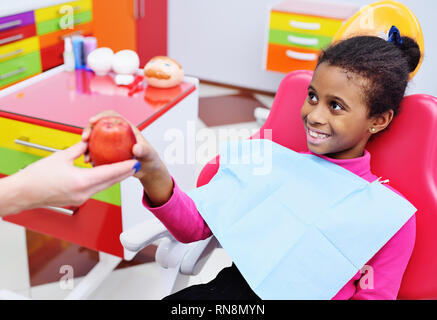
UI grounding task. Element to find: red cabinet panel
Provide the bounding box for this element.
[136,0,167,67]
[3,197,124,258]
[40,41,64,71]
[40,32,92,71]
[1,168,123,257]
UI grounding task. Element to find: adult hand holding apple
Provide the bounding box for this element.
[82,111,174,207]
[0,142,138,216]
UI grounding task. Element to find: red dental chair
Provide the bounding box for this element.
[121,70,437,299]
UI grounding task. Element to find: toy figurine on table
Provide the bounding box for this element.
[143,56,184,88]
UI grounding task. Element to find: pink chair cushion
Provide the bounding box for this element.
[196,70,437,300]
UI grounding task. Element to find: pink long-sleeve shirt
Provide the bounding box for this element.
[142,149,416,300]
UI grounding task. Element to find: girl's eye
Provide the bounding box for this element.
[308,92,318,104]
[330,101,343,111]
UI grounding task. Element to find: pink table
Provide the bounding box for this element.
[0,68,195,134]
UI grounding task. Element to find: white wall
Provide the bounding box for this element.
[168,0,437,97]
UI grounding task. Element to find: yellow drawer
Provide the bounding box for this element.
[0,117,89,168]
[35,0,92,23]
[0,36,40,62]
[270,11,343,37]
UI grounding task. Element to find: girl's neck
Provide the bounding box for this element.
[306,149,373,179]
[324,149,365,159]
[318,141,367,160]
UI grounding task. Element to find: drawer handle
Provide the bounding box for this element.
[0,48,24,60]
[14,139,61,153]
[0,34,24,46]
[133,0,139,19]
[289,20,321,31]
[0,19,22,31]
[287,35,319,47]
[15,140,75,216]
[286,49,317,61]
[0,67,26,80]
[42,205,75,216]
[139,0,146,18]
[59,18,83,28]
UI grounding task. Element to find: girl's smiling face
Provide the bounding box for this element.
[300,62,393,159]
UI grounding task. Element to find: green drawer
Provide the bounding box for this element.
[0,146,121,206]
[36,10,92,35]
[269,29,332,50]
[0,51,42,88]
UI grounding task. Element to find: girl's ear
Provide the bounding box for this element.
[369,109,394,134]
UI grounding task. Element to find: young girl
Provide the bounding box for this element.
[83,28,421,300]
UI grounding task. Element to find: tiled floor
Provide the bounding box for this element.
[0,81,275,300]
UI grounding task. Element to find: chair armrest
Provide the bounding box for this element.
[119,218,171,253]
[180,236,220,276]
[155,236,218,272]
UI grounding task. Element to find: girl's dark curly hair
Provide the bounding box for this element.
[316,35,421,118]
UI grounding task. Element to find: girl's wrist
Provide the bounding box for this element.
[139,167,174,207]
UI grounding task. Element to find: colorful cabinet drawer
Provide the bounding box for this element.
[0,12,40,89]
[34,0,93,23]
[36,10,93,36]
[0,0,95,87]
[0,68,199,259]
[40,22,93,71]
[0,36,40,62]
[0,116,88,166]
[36,0,94,71]
[0,24,37,46]
[0,115,121,202]
[39,21,93,48]
[265,0,358,73]
[0,11,35,32]
[0,50,42,88]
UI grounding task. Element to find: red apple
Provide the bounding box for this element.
[88,116,136,166]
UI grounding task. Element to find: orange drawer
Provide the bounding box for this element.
[38,21,93,48]
[266,43,319,73]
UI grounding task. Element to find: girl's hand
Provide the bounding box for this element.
[81,110,174,207]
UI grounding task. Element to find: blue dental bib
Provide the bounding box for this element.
[187,139,416,300]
